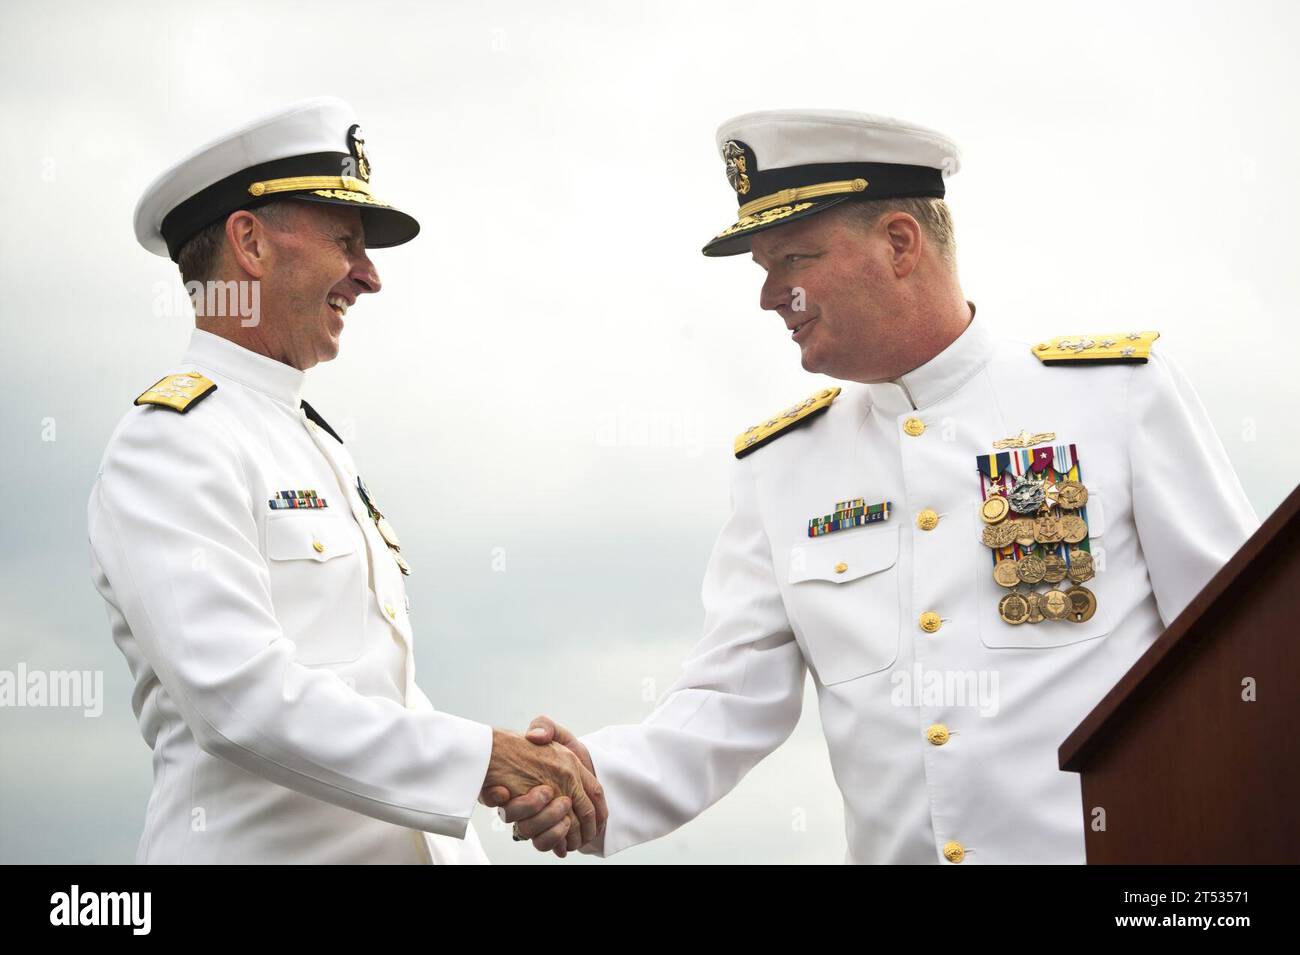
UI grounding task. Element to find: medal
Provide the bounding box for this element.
[1042,551,1067,583]
[980,495,1010,524]
[1067,548,1095,583]
[1025,590,1044,624]
[1033,514,1063,544]
[1008,474,1046,515]
[1013,518,1037,547]
[376,516,402,550]
[998,592,1030,625]
[993,559,1021,588]
[1039,588,1070,620]
[1055,480,1089,509]
[982,521,1018,549]
[1059,514,1088,543]
[357,476,411,575]
[1016,554,1047,585]
[1066,585,1097,622]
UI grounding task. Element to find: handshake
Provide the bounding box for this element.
[480,716,605,858]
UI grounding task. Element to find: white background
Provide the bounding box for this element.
[1,0,1297,863]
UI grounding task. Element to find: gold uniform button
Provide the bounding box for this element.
[916,509,939,531]
[943,841,965,863]
[312,540,325,553]
[919,611,942,633]
[903,417,926,437]
[384,602,396,620]
[926,724,950,746]
[834,562,848,574]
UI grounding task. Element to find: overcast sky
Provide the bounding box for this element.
[2,0,1298,864]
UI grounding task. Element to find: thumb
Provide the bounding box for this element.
[525,715,556,744]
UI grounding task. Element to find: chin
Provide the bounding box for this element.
[798,346,826,375]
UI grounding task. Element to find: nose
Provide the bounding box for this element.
[352,249,381,295]
[759,270,791,313]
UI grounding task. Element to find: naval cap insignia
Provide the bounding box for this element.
[722,140,750,196]
[347,123,371,182]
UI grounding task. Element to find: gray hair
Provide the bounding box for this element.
[837,196,958,274]
[175,200,296,286]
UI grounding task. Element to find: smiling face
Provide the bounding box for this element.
[749,205,928,383]
[254,201,382,369]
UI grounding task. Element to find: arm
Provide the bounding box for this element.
[90,409,596,839]
[1127,347,1260,626]
[491,452,808,856]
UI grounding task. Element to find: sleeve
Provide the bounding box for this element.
[87,409,492,838]
[580,454,807,856]
[1126,347,1260,627]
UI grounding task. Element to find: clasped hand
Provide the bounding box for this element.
[480,717,603,858]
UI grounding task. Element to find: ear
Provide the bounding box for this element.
[225,209,275,279]
[882,212,923,278]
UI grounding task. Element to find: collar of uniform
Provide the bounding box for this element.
[866,301,991,413]
[182,328,306,407]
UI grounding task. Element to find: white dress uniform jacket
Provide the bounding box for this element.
[89,329,493,863]
[582,306,1259,863]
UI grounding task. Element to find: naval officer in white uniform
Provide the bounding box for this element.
[90,98,603,863]
[488,110,1259,863]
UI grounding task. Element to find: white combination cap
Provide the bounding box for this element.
[133,96,418,261]
[702,109,961,257]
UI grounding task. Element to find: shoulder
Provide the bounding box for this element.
[99,370,237,477]
[733,385,843,459]
[1029,330,1160,366]
[134,371,218,413]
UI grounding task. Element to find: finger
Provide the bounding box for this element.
[530,815,572,852]
[479,786,511,807]
[499,785,554,823]
[578,763,608,832]
[568,781,599,847]
[565,823,581,852]
[513,796,572,840]
[525,715,556,745]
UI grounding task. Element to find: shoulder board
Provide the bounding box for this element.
[134,372,217,413]
[1032,330,1160,365]
[735,386,841,459]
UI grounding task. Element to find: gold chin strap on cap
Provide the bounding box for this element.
[247,175,373,198]
[736,178,869,218]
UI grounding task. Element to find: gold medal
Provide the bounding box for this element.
[1042,551,1067,583]
[982,521,1018,549]
[376,516,402,550]
[1055,480,1089,510]
[1013,518,1037,547]
[1017,554,1047,585]
[1059,514,1088,544]
[1033,515,1064,544]
[993,559,1021,588]
[998,592,1030,625]
[980,495,1010,524]
[1066,585,1096,622]
[1039,588,1070,620]
[1067,548,1095,583]
[1025,590,1044,624]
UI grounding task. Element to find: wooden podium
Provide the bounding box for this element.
[1059,482,1300,863]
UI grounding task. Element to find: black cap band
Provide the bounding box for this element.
[160,151,349,260]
